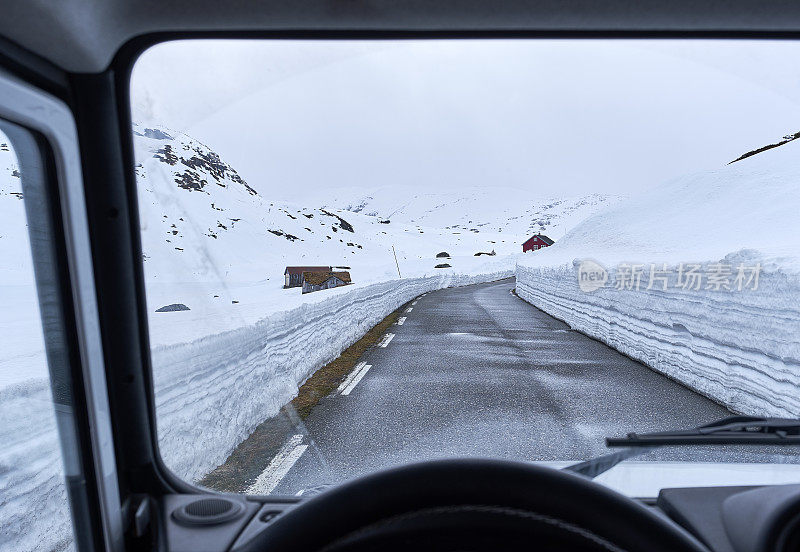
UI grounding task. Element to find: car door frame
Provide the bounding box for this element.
[0,66,124,551]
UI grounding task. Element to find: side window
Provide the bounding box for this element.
[0,128,77,552]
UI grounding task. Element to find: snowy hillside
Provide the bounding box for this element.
[134,123,621,283]
[316,186,620,243]
[517,133,800,418]
[0,137,30,288]
[0,137,41,388]
[132,123,619,346]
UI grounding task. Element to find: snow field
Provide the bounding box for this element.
[0,381,74,552]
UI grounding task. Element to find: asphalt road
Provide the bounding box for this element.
[257,278,775,496]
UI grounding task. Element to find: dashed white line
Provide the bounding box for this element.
[337,361,367,393]
[397,316,407,326]
[246,434,308,494]
[412,300,418,305]
[378,333,395,348]
[405,307,413,313]
[341,363,372,395]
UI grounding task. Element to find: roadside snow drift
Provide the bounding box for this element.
[155,269,515,482]
[517,138,800,417]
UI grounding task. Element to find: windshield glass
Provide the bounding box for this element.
[129,39,800,497]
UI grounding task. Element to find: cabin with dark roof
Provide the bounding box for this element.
[522,234,554,252]
[284,266,331,288]
[301,271,352,294]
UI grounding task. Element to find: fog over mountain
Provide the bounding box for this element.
[132,40,800,200]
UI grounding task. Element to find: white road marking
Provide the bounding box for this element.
[412,300,418,305]
[336,362,366,393]
[247,434,308,494]
[405,307,413,313]
[397,316,407,326]
[378,333,395,348]
[341,364,372,395]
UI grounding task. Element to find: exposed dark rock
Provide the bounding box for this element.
[155,303,190,312]
[436,251,451,258]
[434,263,452,268]
[154,144,178,165]
[174,168,207,192]
[158,141,257,196]
[729,131,800,164]
[320,209,354,232]
[144,128,174,140]
[268,229,301,242]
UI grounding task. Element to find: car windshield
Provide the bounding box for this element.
[126,39,800,497]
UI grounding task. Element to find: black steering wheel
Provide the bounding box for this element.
[243,459,707,552]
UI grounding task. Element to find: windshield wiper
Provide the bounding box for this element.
[564,416,800,479]
[563,447,645,479]
[605,415,800,447]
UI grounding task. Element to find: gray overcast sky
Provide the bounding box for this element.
[131,39,800,200]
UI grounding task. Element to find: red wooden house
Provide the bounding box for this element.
[522,234,554,252]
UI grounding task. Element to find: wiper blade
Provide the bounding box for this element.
[564,416,800,480]
[606,415,800,447]
[563,447,645,479]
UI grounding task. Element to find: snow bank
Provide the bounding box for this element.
[154,267,514,483]
[0,382,74,552]
[517,139,800,417]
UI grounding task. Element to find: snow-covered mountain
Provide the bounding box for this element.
[316,186,620,240]
[519,131,800,268]
[129,123,624,346]
[134,123,621,286]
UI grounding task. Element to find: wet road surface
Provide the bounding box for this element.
[252,278,761,495]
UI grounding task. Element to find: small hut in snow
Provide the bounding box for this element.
[301,271,352,294]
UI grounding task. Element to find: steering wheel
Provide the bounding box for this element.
[244,459,707,552]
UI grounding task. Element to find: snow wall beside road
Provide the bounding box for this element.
[154,269,514,483]
[516,260,800,418]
